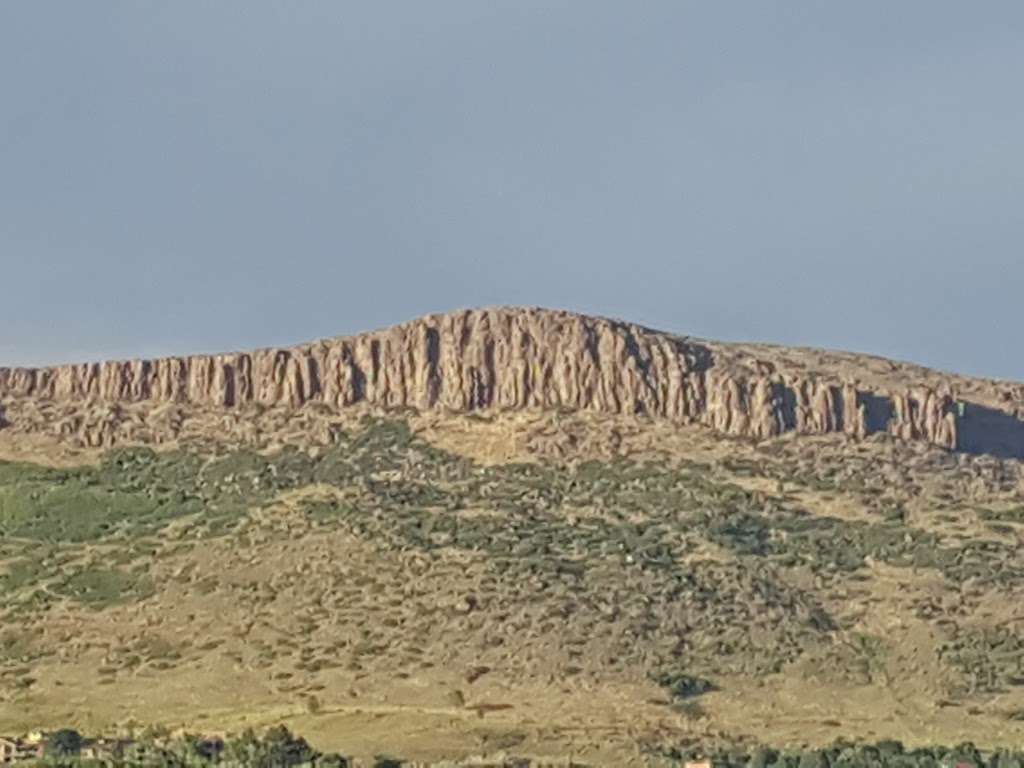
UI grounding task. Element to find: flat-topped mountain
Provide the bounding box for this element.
[2,308,1024,765]
[2,307,1022,457]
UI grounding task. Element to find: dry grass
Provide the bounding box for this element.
[0,412,1023,765]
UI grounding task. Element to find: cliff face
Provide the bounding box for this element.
[0,308,967,451]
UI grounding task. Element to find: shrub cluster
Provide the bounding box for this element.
[665,741,1023,768]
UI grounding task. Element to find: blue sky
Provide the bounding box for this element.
[2,2,1022,380]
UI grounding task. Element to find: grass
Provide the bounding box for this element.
[2,414,1024,757]
[0,628,40,662]
[54,566,154,608]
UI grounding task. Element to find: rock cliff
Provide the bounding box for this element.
[0,308,984,452]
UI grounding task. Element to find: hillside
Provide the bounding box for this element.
[1,307,1024,766]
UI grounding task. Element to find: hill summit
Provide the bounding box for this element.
[2,307,1022,456]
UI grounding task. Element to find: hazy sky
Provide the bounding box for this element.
[2,3,1022,380]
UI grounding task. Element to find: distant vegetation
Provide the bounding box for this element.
[2,415,1024,756]
[2,417,1023,688]
[663,740,1024,768]
[17,730,1024,768]
[11,725,349,766]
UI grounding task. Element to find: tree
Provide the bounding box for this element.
[799,750,830,768]
[262,724,317,767]
[749,748,780,768]
[225,726,318,768]
[45,729,83,757]
[224,728,262,767]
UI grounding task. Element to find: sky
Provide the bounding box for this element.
[1,2,1022,380]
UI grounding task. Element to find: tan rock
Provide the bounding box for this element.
[0,306,1014,452]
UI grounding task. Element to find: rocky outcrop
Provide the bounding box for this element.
[0,307,964,450]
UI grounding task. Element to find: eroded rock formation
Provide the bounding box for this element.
[0,307,968,450]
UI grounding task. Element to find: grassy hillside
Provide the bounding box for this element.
[1,413,1023,765]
